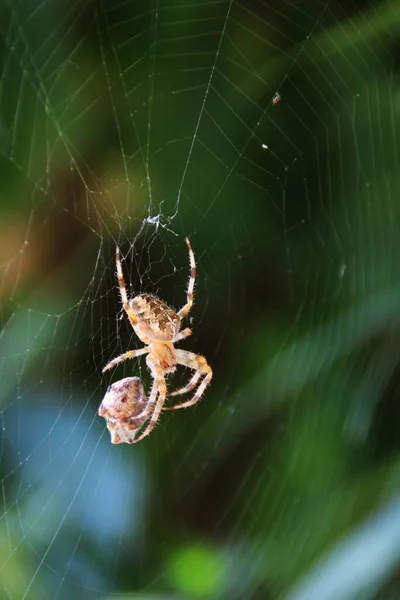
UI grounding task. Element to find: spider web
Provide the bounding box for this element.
[1,0,400,599]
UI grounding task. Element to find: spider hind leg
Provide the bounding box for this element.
[163,349,212,410]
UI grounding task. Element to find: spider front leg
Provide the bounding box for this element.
[102,347,149,372]
[178,237,196,319]
[163,349,212,410]
[115,245,139,330]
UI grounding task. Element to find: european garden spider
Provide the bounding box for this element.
[99,237,213,444]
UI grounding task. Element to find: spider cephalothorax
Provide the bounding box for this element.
[99,237,212,443]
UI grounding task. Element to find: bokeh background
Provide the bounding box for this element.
[1,0,400,599]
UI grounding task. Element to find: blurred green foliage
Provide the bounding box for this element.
[167,544,227,597]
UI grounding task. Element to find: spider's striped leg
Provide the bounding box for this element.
[115,246,129,309]
[172,327,192,344]
[163,349,212,410]
[134,360,167,442]
[115,246,137,328]
[110,360,162,430]
[165,370,201,398]
[178,237,196,319]
[102,347,149,372]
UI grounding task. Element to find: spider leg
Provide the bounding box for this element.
[166,370,201,398]
[102,347,149,372]
[177,237,196,319]
[163,349,212,410]
[133,359,167,442]
[116,246,138,329]
[172,327,192,343]
[112,359,161,428]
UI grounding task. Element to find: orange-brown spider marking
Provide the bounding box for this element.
[99,237,212,443]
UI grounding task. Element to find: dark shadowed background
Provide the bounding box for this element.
[1,1,400,599]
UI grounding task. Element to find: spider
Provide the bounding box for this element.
[99,237,213,444]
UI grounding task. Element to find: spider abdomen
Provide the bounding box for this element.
[131,294,180,342]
